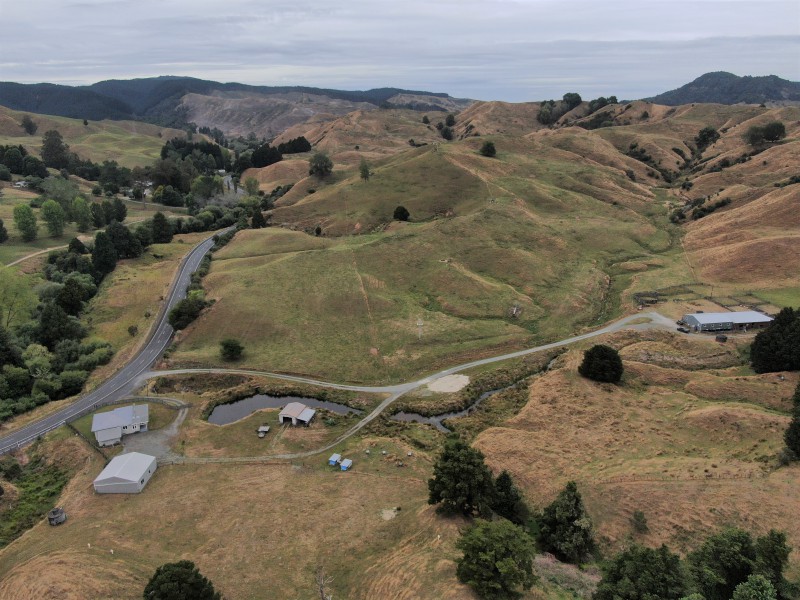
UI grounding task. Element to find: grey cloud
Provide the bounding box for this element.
[2,1,797,100]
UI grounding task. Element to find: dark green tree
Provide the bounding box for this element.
[20,115,37,135]
[91,203,106,228]
[56,278,86,315]
[0,326,23,367]
[41,200,66,237]
[422,115,430,124]
[563,93,583,110]
[428,436,495,516]
[106,221,143,259]
[695,126,720,151]
[579,344,624,383]
[750,308,800,373]
[441,126,454,141]
[168,295,208,330]
[3,147,24,173]
[143,560,221,600]
[23,155,47,178]
[491,470,528,525]
[754,530,792,598]
[360,158,370,182]
[761,122,786,142]
[220,338,244,361]
[537,481,595,563]
[0,219,7,244]
[41,129,70,169]
[152,212,173,243]
[92,231,118,276]
[479,141,497,157]
[594,544,688,600]
[445,114,456,127]
[784,408,800,460]
[112,198,127,222]
[37,302,85,349]
[688,528,757,600]
[393,206,410,221]
[251,209,267,229]
[308,152,333,177]
[68,237,87,254]
[456,519,536,600]
[13,204,38,242]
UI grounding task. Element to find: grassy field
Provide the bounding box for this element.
[169,133,682,384]
[0,106,185,168]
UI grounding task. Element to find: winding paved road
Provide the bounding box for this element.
[0,220,674,458]
[0,230,228,454]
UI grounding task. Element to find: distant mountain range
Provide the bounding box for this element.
[0,76,469,128]
[645,72,800,106]
[1,72,798,137]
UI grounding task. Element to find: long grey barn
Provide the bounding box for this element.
[93,452,157,494]
[682,311,773,332]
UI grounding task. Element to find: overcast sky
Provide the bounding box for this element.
[1,0,798,101]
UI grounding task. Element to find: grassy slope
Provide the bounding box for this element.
[0,106,186,168]
[170,131,678,383]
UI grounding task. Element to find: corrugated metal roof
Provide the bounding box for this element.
[340,459,353,469]
[94,452,156,484]
[279,402,309,419]
[91,404,149,432]
[298,408,316,422]
[329,453,341,463]
[685,311,773,325]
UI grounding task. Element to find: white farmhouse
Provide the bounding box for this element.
[91,404,149,447]
[93,452,157,494]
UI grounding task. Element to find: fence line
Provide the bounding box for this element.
[597,471,770,485]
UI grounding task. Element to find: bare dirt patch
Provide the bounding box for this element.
[427,374,470,393]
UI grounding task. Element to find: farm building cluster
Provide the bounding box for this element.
[680,310,773,333]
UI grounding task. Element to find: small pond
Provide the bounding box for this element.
[208,394,363,426]
[391,387,508,433]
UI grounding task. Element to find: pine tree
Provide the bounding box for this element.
[0,219,7,243]
[492,471,528,524]
[784,407,800,459]
[428,436,495,516]
[360,158,370,182]
[151,212,173,243]
[251,208,267,229]
[92,231,117,276]
[537,481,595,563]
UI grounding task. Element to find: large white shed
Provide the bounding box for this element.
[93,452,157,494]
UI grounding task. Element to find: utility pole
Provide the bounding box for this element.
[417,318,424,340]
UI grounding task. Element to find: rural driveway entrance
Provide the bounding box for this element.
[122,398,188,462]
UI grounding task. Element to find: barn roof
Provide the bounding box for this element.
[279,402,309,419]
[685,311,773,325]
[94,452,156,485]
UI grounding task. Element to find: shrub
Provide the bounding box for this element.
[579,344,623,383]
[479,141,496,157]
[393,205,410,221]
[143,560,221,600]
[220,338,244,361]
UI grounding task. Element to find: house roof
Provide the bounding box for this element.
[685,311,773,325]
[91,404,149,432]
[94,452,156,485]
[329,453,341,463]
[340,459,353,469]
